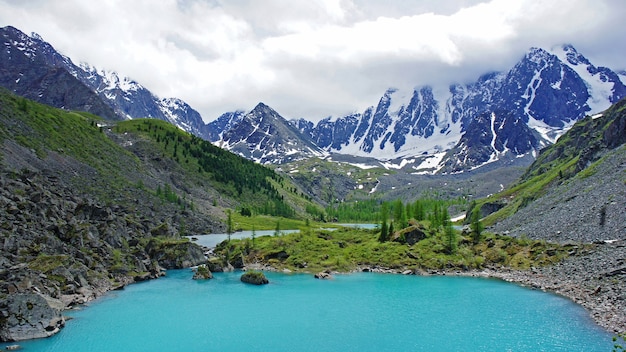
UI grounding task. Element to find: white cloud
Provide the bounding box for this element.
[0,0,624,122]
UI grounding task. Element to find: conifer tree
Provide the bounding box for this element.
[226,209,233,242]
[393,200,408,229]
[378,202,389,242]
[470,208,484,244]
[413,199,425,221]
[443,208,457,254]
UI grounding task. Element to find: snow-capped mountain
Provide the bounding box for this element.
[205,110,246,143]
[0,26,209,138]
[293,45,626,173]
[0,26,119,120]
[73,63,209,138]
[219,103,324,164]
[3,25,624,173]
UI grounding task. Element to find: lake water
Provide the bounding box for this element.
[3,270,613,351]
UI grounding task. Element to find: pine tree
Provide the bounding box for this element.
[413,199,425,221]
[379,219,388,243]
[470,208,484,244]
[226,209,233,242]
[443,208,457,254]
[378,202,389,242]
[274,220,281,237]
[393,200,407,229]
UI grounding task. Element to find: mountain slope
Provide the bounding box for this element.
[220,103,325,164]
[468,97,626,333]
[475,97,626,243]
[0,26,119,120]
[0,26,211,139]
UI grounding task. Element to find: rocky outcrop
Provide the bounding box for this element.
[0,168,206,341]
[393,224,428,245]
[144,238,206,269]
[240,271,269,285]
[192,265,213,280]
[0,293,65,341]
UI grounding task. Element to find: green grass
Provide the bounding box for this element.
[216,224,573,273]
[0,90,142,198]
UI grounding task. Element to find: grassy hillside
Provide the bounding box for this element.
[0,90,322,231]
[113,118,323,219]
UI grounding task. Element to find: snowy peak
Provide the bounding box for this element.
[220,103,325,164]
[552,44,626,109]
[0,26,120,120]
[0,25,209,138]
[292,45,625,173]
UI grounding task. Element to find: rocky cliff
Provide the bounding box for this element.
[0,92,219,341]
[0,166,206,341]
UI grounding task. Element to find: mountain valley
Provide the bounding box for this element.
[0,23,625,341]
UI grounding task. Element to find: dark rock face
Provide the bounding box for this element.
[440,110,539,173]
[477,201,507,219]
[0,26,119,120]
[0,159,207,341]
[240,271,269,285]
[145,239,206,269]
[395,226,428,246]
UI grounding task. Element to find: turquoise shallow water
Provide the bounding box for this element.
[3,270,614,351]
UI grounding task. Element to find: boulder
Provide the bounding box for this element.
[145,239,206,269]
[314,271,332,279]
[240,271,269,285]
[477,201,507,218]
[396,227,427,245]
[0,293,65,341]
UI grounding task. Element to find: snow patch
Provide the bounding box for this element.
[412,152,446,175]
[552,47,615,113]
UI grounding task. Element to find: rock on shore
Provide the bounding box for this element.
[0,293,65,341]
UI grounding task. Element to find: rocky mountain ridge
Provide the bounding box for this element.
[0,26,209,139]
[219,103,324,164]
[3,25,625,173]
[209,45,625,173]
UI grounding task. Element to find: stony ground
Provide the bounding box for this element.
[486,146,626,333]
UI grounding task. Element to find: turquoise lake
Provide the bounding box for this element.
[3,270,614,351]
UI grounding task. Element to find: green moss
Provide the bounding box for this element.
[28,254,70,273]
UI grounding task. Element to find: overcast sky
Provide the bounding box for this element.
[1,0,625,122]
